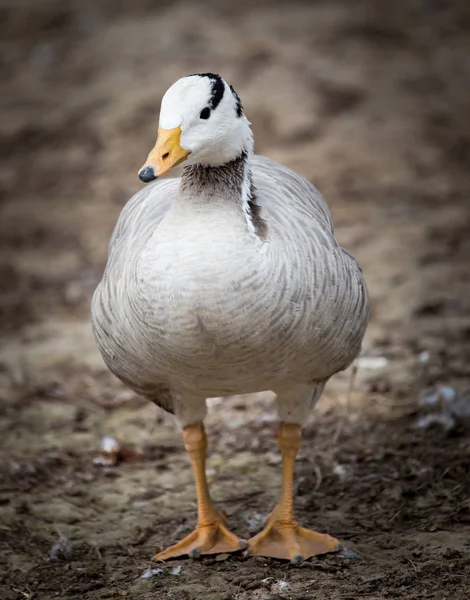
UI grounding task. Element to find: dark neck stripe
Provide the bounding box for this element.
[180,152,266,238]
[181,152,247,194]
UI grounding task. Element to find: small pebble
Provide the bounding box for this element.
[254,556,268,564]
[93,435,121,466]
[356,356,388,369]
[338,546,362,560]
[421,385,456,407]
[170,564,182,576]
[247,512,266,533]
[417,350,430,364]
[140,567,163,579]
[48,532,73,561]
[215,553,230,562]
[415,413,456,431]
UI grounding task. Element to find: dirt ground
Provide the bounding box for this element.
[1,1,470,599]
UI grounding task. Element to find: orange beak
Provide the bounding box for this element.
[138,126,190,182]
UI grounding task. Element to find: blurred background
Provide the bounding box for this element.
[1,1,469,599]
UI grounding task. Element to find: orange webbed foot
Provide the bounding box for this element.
[154,514,247,561]
[245,423,341,563]
[245,510,340,564]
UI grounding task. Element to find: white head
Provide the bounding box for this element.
[139,73,253,182]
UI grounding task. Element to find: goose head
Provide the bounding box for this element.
[138,73,253,182]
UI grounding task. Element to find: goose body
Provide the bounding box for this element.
[93,155,367,403]
[91,73,369,562]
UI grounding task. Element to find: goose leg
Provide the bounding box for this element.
[246,422,340,563]
[154,422,246,560]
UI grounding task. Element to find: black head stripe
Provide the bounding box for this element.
[229,84,244,117]
[190,72,225,110]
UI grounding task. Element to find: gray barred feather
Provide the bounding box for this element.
[91,155,369,417]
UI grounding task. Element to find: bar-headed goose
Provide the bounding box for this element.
[92,73,369,563]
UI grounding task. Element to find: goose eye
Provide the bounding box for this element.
[199,107,211,120]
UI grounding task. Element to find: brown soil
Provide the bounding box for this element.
[1,1,469,599]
